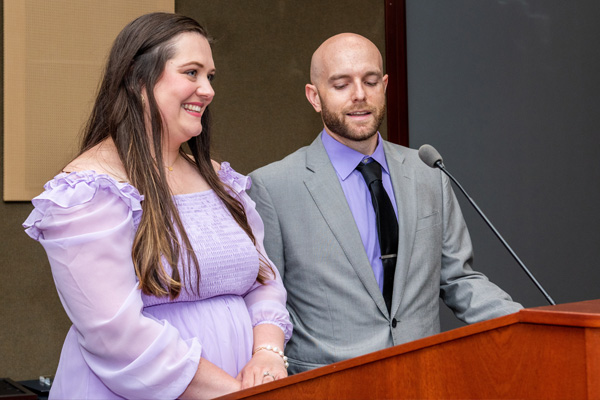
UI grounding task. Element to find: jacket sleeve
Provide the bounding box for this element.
[246,171,286,278]
[438,172,524,322]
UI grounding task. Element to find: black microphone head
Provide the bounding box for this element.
[418,144,443,168]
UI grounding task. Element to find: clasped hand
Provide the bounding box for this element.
[237,349,288,389]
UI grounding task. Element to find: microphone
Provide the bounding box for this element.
[418,144,556,306]
[418,144,444,169]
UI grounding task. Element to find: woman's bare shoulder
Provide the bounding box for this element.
[211,159,221,173]
[64,139,128,182]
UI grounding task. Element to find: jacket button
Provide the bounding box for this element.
[391,318,397,328]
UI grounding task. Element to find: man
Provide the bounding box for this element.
[248,33,522,375]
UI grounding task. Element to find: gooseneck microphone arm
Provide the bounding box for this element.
[418,144,556,306]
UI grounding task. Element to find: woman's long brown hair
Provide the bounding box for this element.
[80,12,273,298]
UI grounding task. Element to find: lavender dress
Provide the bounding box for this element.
[23,163,292,399]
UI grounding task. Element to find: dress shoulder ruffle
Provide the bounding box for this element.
[217,161,251,195]
[23,171,143,241]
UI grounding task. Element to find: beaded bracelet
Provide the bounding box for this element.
[253,345,289,369]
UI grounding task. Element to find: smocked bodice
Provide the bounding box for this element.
[141,190,259,307]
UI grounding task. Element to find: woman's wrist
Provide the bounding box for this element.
[252,344,289,368]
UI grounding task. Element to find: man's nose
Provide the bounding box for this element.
[352,84,366,102]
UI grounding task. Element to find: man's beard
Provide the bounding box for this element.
[321,100,386,142]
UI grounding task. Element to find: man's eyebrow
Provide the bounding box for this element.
[364,71,382,78]
[328,71,382,82]
[328,73,351,82]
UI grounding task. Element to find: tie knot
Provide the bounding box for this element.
[356,158,382,186]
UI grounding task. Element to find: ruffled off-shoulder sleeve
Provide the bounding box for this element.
[23,172,200,399]
[218,163,293,343]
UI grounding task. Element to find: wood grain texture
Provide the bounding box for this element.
[218,299,600,399]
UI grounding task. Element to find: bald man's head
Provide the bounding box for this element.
[309,33,384,86]
[304,33,388,155]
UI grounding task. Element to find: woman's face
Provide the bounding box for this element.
[152,32,215,144]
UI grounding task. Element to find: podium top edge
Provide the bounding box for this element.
[519,299,600,328]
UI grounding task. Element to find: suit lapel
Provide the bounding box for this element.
[304,138,389,316]
[383,142,417,317]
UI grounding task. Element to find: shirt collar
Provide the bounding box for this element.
[321,130,390,181]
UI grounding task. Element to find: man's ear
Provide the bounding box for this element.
[305,84,322,113]
[382,74,389,93]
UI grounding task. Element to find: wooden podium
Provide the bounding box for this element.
[218,299,600,399]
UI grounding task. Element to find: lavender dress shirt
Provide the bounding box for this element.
[321,131,398,291]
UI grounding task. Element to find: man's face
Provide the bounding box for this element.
[314,43,388,144]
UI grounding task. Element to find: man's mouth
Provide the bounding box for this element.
[346,110,372,117]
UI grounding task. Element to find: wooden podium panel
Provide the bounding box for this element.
[218,300,600,399]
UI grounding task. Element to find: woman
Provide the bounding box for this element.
[23,12,291,399]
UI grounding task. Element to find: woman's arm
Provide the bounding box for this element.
[25,174,203,398]
[180,358,242,399]
[237,324,287,389]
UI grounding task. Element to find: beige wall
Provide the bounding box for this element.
[0,0,385,381]
[3,0,174,201]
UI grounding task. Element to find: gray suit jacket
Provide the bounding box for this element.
[248,135,522,374]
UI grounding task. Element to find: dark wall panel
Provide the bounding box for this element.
[406,0,600,330]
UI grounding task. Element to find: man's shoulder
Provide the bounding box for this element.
[381,140,442,185]
[250,143,312,181]
[381,139,412,152]
[382,140,422,165]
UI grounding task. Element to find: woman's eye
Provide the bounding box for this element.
[208,74,215,82]
[186,70,197,77]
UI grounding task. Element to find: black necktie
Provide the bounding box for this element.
[356,158,398,315]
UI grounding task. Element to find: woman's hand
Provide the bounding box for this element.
[237,324,287,389]
[237,347,288,389]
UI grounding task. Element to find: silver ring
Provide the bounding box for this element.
[263,371,275,379]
